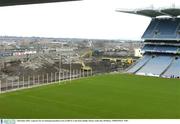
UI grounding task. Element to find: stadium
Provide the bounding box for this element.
[0,1,180,119]
[117,7,180,78]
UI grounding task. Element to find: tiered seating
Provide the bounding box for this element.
[157,20,178,35]
[142,20,158,38]
[127,55,151,73]
[142,18,180,39]
[163,57,180,78]
[142,45,179,54]
[136,56,173,76]
[142,45,155,52]
[128,17,180,78]
[154,46,178,53]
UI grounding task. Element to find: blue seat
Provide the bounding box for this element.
[142,18,180,40]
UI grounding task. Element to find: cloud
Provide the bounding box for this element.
[0,0,178,39]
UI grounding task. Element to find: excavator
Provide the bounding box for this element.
[77,50,92,71]
[121,58,133,65]
[81,61,92,71]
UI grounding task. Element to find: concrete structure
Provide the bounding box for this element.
[134,48,142,57]
[117,7,180,78]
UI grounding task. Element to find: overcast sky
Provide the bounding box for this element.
[0,0,179,40]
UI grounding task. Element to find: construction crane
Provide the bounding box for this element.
[81,50,93,58]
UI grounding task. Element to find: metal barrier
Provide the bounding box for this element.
[0,69,94,94]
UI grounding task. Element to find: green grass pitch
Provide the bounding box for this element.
[0,74,180,119]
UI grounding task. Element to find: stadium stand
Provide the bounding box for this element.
[162,57,180,78]
[142,45,155,51]
[136,55,173,76]
[117,7,180,78]
[127,55,151,73]
[142,45,179,54]
[142,18,180,40]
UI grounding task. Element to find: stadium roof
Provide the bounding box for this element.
[116,8,180,18]
[0,0,80,7]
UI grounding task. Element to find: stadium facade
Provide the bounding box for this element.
[117,7,180,78]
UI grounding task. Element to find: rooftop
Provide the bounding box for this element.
[0,0,79,7]
[116,7,180,18]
